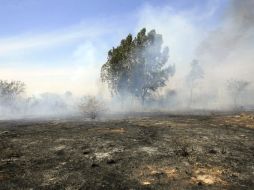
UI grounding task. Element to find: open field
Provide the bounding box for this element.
[0,112,254,189]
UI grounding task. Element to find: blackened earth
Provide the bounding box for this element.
[0,112,254,189]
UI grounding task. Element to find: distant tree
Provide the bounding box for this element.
[79,96,105,119]
[101,28,175,104]
[0,80,25,106]
[186,59,204,107]
[227,79,250,109]
[25,96,38,110]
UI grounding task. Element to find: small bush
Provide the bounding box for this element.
[79,96,105,119]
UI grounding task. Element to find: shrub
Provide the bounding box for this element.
[79,96,105,119]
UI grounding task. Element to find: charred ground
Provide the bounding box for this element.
[0,112,254,189]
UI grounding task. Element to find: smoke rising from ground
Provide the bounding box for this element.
[1,1,254,119]
[196,0,254,109]
[136,0,254,110]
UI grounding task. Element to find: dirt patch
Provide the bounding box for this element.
[191,165,228,186]
[134,165,178,186]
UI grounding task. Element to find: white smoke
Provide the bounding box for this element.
[1,1,254,119]
[135,0,254,110]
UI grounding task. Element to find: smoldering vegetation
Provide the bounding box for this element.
[195,0,254,110]
[0,0,253,120]
[0,1,254,189]
[108,0,254,112]
[0,84,76,119]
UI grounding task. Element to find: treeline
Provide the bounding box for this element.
[0,80,76,117]
[1,28,252,118]
[101,28,251,110]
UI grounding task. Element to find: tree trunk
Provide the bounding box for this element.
[141,96,145,106]
[141,89,147,107]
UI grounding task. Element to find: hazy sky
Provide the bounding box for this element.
[0,0,229,95]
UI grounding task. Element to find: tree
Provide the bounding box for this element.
[227,79,250,109]
[79,96,105,119]
[186,59,204,107]
[101,28,175,104]
[0,80,25,106]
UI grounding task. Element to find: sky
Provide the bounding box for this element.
[0,0,232,96]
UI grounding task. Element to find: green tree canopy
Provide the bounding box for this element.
[101,28,175,103]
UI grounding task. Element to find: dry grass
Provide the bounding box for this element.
[89,127,126,133]
[191,164,228,186]
[133,163,231,187]
[134,165,178,186]
[217,113,254,129]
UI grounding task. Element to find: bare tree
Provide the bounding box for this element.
[227,79,250,109]
[79,96,106,119]
[0,80,25,106]
[186,60,204,107]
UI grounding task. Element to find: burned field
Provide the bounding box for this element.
[0,113,254,190]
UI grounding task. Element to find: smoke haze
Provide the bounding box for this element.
[137,0,254,110]
[0,0,253,118]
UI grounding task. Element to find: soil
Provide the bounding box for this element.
[0,112,254,189]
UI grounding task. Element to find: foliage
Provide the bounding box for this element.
[101,28,175,104]
[187,59,204,84]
